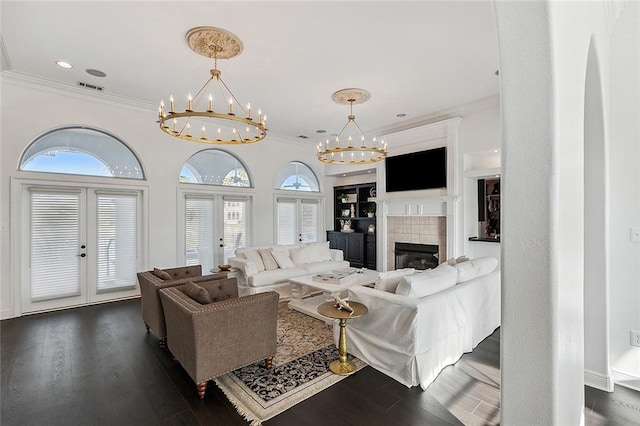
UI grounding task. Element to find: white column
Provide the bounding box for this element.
[494,1,598,424]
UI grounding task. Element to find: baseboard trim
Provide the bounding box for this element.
[585,369,614,392]
[613,370,640,392]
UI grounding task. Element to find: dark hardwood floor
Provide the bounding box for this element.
[2,299,639,425]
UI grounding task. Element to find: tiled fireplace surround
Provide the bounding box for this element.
[386,216,447,271]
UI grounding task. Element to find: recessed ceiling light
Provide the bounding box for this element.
[55,61,72,69]
[396,113,407,118]
[316,129,326,133]
[86,68,107,77]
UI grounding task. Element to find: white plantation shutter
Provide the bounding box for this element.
[222,196,248,262]
[96,192,138,293]
[276,197,320,244]
[30,189,81,301]
[185,196,215,272]
[300,199,319,243]
[277,198,297,245]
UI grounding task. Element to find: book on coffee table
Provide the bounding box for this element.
[312,269,358,284]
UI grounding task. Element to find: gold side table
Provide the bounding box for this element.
[317,300,368,375]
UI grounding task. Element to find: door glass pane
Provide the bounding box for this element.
[277,200,296,245]
[185,198,215,272]
[97,193,138,293]
[300,202,318,243]
[223,199,247,262]
[30,191,80,301]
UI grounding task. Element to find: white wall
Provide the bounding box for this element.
[0,75,326,319]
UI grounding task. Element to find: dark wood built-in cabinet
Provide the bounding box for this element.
[328,182,376,269]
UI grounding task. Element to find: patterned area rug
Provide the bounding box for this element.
[214,301,366,425]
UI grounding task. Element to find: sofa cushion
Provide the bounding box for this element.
[244,250,266,272]
[272,244,305,257]
[271,250,295,269]
[455,256,498,283]
[153,268,173,280]
[395,264,458,298]
[248,267,307,287]
[183,281,212,304]
[289,246,313,264]
[306,241,332,261]
[303,260,350,275]
[374,268,416,293]
[259,249,279,270]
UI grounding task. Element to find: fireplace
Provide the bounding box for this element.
[395,242,439,270]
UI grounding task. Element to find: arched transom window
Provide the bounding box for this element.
[275,161,319,192]
[180,149,251,187]
[20,127,144,179]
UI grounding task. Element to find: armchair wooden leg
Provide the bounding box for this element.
[144,323,150,332]
[265,356,274,370]
[196,381,207,399]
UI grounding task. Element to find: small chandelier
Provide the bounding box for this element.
[158,27,267,145]
[317,88,387,165]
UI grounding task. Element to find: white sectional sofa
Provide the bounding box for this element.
[228,241,350,297]
[339,256,500,390]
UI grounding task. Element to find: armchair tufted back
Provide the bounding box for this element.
[162,265,202,280]
[175,278,239,306]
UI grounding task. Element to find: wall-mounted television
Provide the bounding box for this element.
[385,146,447,192]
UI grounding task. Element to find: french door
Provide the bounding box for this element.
[183,194,249,271]
[23,185,142,313]
[276,197,320,245]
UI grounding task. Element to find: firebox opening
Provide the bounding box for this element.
[395,242,439,270]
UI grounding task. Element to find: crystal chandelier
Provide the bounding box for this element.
[158,27,267,145]
[317,88,387,165]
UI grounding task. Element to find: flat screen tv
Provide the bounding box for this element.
[385,147,447,192]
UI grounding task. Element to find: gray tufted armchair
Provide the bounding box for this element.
[137,265,228,347]
[159,279,278,399]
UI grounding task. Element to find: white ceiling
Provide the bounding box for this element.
[1,1,499,144]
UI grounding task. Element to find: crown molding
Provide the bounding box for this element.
[2,71,154,111]
[368,95,499,137]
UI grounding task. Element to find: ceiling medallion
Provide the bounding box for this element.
[157,26,267,145]
[317,88,387,165]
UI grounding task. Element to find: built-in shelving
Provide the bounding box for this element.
[329,182,376,269]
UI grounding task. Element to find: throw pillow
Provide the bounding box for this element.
[374,268,416,293]
[259,248,279,270]
[153,267,173,280]
[289,246,313,264]
[446,255,470,266]
[243,249,265,272]
[455,256,498,283]
[271,250,295,269]
[306,241,332,261]
[183,281,212,304]
[395,264,457,298]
